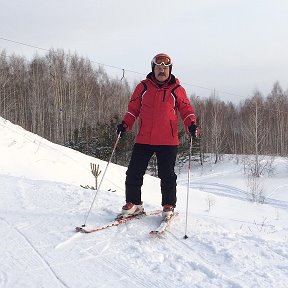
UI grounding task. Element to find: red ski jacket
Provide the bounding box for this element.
[123,73,196,145]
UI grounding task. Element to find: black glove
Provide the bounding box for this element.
[188,123,198,138]
[116,121,127,137]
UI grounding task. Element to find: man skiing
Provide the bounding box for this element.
[117,53,198,219]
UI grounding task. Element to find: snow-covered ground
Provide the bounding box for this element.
[0,116,288,288]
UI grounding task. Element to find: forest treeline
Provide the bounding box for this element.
[1,49,288,167]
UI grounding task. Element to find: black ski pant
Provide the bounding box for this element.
[125,143,178,207]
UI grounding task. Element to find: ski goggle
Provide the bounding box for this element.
[152,55,172,67]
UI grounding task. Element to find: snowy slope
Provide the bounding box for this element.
[0,117,288,288]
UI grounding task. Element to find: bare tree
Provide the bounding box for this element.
[1,48,287,166]
[240,91,269,176]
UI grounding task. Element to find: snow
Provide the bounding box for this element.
[0,116,288,288]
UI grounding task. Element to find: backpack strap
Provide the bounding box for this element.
[140,81,147,104]
[129,81,147,104]
[171,84,181,109]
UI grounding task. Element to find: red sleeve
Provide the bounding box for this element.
[122,82,146,131]
[176,86,196,130]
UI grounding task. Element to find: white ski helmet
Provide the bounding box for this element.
[151,53,173,75]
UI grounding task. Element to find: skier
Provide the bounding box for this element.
[117,53,198,219]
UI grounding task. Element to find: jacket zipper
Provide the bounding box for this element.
[162,90,167,102]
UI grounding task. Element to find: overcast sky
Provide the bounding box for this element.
[1,0,288,103]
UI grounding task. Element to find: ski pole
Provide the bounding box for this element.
[184,136,193,239]
[82,133,121,227]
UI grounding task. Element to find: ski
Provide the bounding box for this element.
[75,210,162,233]
[149,212,179,236]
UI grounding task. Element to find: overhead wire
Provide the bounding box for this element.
[0,36,248,99]
[1,36,288,115]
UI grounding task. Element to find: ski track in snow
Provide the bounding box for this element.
[186,217,288,287]
[0,216,70,288]
[0,270,8,288]
[1,176,288,287]
[1,118,288,287]
[54,233,83,250]
[177,179,288,210]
